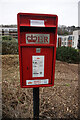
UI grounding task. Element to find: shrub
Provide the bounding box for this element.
[2,39,80,64]
[2,36,14,41]
[2,40,18,55]
[56,46,80,64]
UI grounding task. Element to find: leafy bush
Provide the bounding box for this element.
[2,39,18,55]
[2,39,80,64]
[56,46,80,63]
[2,36,14,40]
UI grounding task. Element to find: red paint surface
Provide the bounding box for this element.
[17,13,58,88]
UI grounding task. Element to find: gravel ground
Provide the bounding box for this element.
[2,55,78,119]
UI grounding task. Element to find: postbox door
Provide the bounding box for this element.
[21,47,53,86]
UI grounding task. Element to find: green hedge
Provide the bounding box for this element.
[2,39,80,64]
[2,36,13,40]
[56,46,80,63]
[2,40,18,55]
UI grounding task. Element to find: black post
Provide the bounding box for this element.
[78,50,80,119]
[33,87,39,120]
[77,35,80,118]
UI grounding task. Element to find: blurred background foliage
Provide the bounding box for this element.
[2,36,80,63]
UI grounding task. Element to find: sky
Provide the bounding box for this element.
[0,0,80,26]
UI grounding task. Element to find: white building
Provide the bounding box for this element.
[73,30,80,49]
[58,30,80,49]
[60,35,69,47]
[0,26,17,39]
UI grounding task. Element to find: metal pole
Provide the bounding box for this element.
[78,50,80,118]
[33,87,39,120]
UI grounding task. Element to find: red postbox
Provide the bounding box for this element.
[17,13,58,88]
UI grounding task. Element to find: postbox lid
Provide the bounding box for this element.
[17,13,58,28]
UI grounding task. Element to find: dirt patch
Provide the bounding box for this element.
[2,55,78,119]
